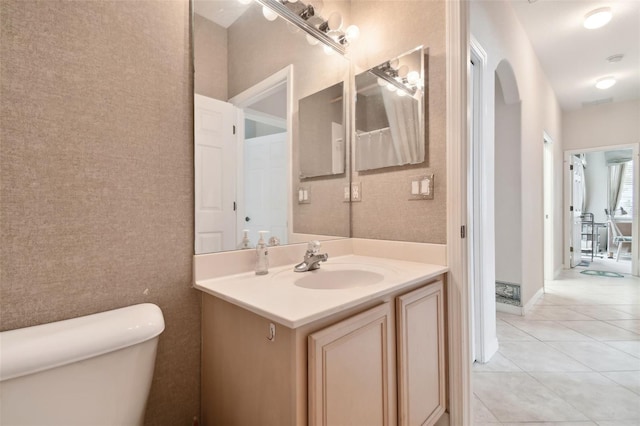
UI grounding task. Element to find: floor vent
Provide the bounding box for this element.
[495,281,521,306]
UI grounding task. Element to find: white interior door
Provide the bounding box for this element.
[570,156,584,267]
[194,94,237,254]
[243,132,288,245]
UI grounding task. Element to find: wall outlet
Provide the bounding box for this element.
[351,182,362,202]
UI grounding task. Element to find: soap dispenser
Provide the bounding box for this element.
[255,231,269,275]
[237,229,253,250]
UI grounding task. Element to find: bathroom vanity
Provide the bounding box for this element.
[195,253,447,426]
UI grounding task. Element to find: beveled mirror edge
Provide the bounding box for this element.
[352,45,428,174]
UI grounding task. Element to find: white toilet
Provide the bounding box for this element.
[0,303,165,426]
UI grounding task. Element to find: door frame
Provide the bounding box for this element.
[563,143,639,276]
[543,132,554,283]
[468,36,498,364]
[229,66,294,244]
[446,0,472,424]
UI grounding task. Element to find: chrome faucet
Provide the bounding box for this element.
[294,241,328,272]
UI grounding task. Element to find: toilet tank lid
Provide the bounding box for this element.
[0,303,165,381]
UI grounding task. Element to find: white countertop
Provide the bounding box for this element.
[194,254,448,328]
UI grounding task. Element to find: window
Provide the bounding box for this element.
[617,161,634,214]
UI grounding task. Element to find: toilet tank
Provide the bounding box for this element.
[0,303,165,426]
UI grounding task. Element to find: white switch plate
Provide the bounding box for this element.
[298,187,310,204]
[409,174,434,200]
[351,182,362,202]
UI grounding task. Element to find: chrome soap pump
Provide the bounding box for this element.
[255,230,269,275]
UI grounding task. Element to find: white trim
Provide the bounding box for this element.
[523,286,544,314]
[469,35,495,365]
[228,66,290,107]
[446,0,471,424]
[496,302,522,316]
[228,66,295,247]
[563,143,639,276]
[543,132,554,283]
[244,108,287,130]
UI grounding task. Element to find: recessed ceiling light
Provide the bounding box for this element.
[595,76,616,90]
[584,7,612,29]
[606,54,624,63]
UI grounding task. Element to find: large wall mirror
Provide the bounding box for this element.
[193,0,351,255]
[354,46,426,171]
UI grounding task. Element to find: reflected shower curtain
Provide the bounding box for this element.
[355,128,396,170]
[381,90,423,165]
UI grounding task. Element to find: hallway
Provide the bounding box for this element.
[472,268,640,425]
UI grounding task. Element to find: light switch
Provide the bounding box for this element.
[421,177,431,195]
[411,181,420,195]
[344,185,351,202]
[298,187,310,204]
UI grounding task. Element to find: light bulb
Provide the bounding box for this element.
[407,71,420,84]
[595,76,616,90]
[398,65,409,78]
[327,11,343,31]
[377,78,387,87]
[397,89,407,97]
[306,34,319,45]
[386,83,397,92]
[288,0,298,3]
[389,59,400,70]
[262,6,278,21]
[344,25,360,42]
[323,44,335,55]
[583,7,612,29]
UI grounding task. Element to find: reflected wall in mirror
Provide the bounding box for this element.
[299,82,345,178]
[354,47,426,172]
[193,0,351,255]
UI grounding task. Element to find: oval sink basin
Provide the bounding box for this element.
[294,269,385,290]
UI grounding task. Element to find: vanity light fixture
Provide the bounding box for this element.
[583,7,612,29]
[595,76,616,89]
[370,60,419,96]
[254,0,359,55]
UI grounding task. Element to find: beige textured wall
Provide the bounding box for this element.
[194,13,228,100]
[349,0,447,244]
[0,1,199,424]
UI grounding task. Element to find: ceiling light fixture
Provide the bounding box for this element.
[583,7,612,29]
[606,54,624,63]
[595,76,616,90]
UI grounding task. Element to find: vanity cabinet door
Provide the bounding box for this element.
[308,302,396,426]
[396,280,445,426]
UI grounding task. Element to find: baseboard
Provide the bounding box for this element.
[523,286,545,315]
[496,302,523,315]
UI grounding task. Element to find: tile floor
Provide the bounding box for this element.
[472,261,640,426]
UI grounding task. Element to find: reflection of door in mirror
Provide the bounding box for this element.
[354,47,426,172]
[194,95,237,254]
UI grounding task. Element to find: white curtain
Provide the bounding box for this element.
[381,90,423,165]
[608,162,627,214]
[355,128,397,170]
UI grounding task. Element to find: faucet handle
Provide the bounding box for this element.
[307,240,321,253]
